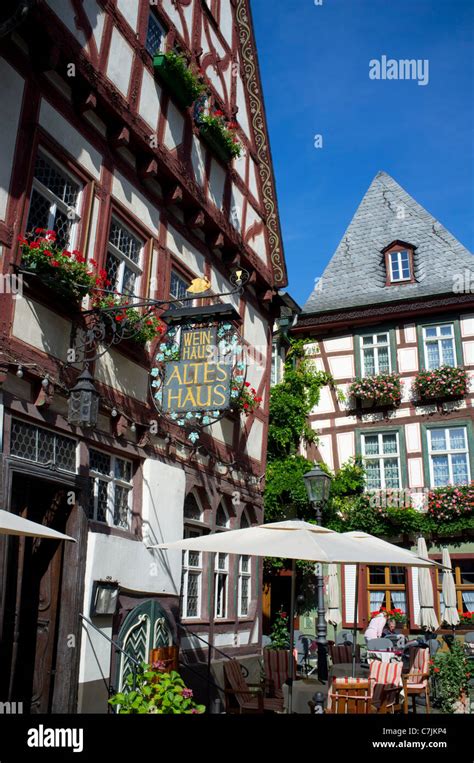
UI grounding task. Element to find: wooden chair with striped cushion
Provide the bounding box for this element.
[369,660,403,714]
[223,659,284,714]
[263,649,296,699]
[402,647,430,714]
[326,678,372,714]
[329,643,361,665]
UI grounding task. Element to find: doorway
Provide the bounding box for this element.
[0,474,73,713]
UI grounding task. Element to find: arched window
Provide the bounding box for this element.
[184,492,202,522]
[216,502,230,529]
[215,499,230,618]
[181,492,204,620]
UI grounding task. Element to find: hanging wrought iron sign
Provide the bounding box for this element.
[151,310,250,444]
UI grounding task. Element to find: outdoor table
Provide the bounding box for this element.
[367,649,403,664]
[282,678,328,714]
[329,663,368,680]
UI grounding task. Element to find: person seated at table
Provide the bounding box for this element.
[364,609,388,643]
[382,618,398,637]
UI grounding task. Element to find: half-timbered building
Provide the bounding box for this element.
[0,0,287,712]
[296,171,474,639]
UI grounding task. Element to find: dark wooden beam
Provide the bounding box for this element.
[137,157,158,180]
[186,210,206,229]
[109,125,130,148]
[162,183,183,206]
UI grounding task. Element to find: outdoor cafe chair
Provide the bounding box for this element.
[263,649,297,699]
[223,659,284,714]
[401,646,430,714]
[329,642,361,665]
[335,632,354,645]
[327,661,402,714]
[326,678,372,714]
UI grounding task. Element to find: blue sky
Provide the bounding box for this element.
[251,0,474,307]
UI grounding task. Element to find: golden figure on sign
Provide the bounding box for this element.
[186,277,211,294]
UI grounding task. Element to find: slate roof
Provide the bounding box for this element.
[302,171,473,315]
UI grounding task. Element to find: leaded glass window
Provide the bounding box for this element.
[361,333,391,376]
[169,270,189,310]
[423,324,456,369]
[215,553,229,619]
[26,151,82,248]
[238,555,251,616]
[10,419,77,473]
[146,12,166,57]
[181,527,202,619]
[362,432,401,490]
[106,217,143,295]
[88,448,133,529]
[428,427,470,487]
[184,493,202,521]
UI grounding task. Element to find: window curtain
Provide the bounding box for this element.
[426,342,440,369]
[391,591,407,613]
[369,591,385,613]
[462,591,474,611]
[432,456,449,487]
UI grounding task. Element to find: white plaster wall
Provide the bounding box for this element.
[248,158,259,202]
[404,324,417,343]
[311,386,335,415]
[245,205,267,263]
[0,59,24,220]
[162,0,187,40]
[401,376,413,402]
[210,268,239,311]
[112,171,159,235]
[208,417,234,446]
[397,347,418,372]
[106,28,134,97]
[86,197,100,260]
[220,0,234,46]
[244,303,269,359]
[463,341,474,365]
[229,184,244,233]
[45,0,87,46]
[116,0,139,31]
[82,0,105,50]
[336,431,355,465]
[405,423,421,453]
[208,159,226,210]
[408,458,424,488]
[163,102,185,150]
[304,343,320,356]
[95,349,149,402]
[39,100,102,179]
[461,315,474,337]
[235,67,251,138]
[238,631,251,646]
[138,69,162,131]
[323,336,353,353]
[191,136,206,187]
[12,298,71,360]
[167,225,205,274]
[316,434,334,469]
[244,418,264,461]
[327,355,354,380]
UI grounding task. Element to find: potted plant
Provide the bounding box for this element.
[427,484,474,524]
[265,608,291,650]
[198,110,242,163]
[230,380,262,415]
[412,365,469,402]
[18,230,105,302]
[371,607,407,626]
[108,661,205,714]
[349,372,402,407]
[458,611,474,628]
[153,50,206,109]
[430,639,471,713]
[92,294,167,346]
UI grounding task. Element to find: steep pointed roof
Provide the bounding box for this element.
[302,171,473,314]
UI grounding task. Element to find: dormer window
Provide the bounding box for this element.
[382,241,415,286]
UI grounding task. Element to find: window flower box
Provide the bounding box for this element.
[153,52,205,109]
[412,365,469,402]
[427,483,474,521]
[370,607,406,625]
[230,380,262,415]
[198,111,242,163]
[92,294,167,346]
[18,230,106,302]
[349,373,402,406]
[458,611,474,627]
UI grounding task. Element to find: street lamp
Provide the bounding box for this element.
[68,367,100,428]
[303,464,332,682]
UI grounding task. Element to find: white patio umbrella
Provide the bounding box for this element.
[153,521,442,708]
[441,547,460,628]
[344,531,445,673]
[325,563,342,637]
[417,536,440,632]
[0,509,76,541]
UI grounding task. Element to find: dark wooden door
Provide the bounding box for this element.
[3,476,70,713]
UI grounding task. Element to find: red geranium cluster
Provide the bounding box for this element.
[370,607,406,623]
[427,483,474,520]
[349,372,402,405]
[19,229,109,300]
[92,293,166,345]
[458,611,474,626]
[232,380,262,414]
[199,110,242,159]
[412,365,469,401]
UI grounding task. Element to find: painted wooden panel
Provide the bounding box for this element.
[327,355,355,380]
[404,323,417,343]
[12,298,71,360]
[405,423,421,453]
[0,60,24,220]
[343,565,358,625]
[323,336,353,353]
[408,457,424,488]
[106,28,134,97]
[39,100,102,179]
[410,568,421,627]
[337,431,355,465]
[463,341,474,366]
[397,347,418,373]
[461,315,474,337]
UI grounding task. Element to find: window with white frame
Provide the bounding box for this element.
[146,11,166,57]
[388,250,411,282]
[88,449,133,529]
[238,555,251,617]
[428,427,470,487]
[361,332,391,376]
[215,552,229,619]
[423,324,456,369]
[169,269,190,309]
[181,527,203,619]
[362,432,401,490]
[106,217,144,296]
[26,151,82,248]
